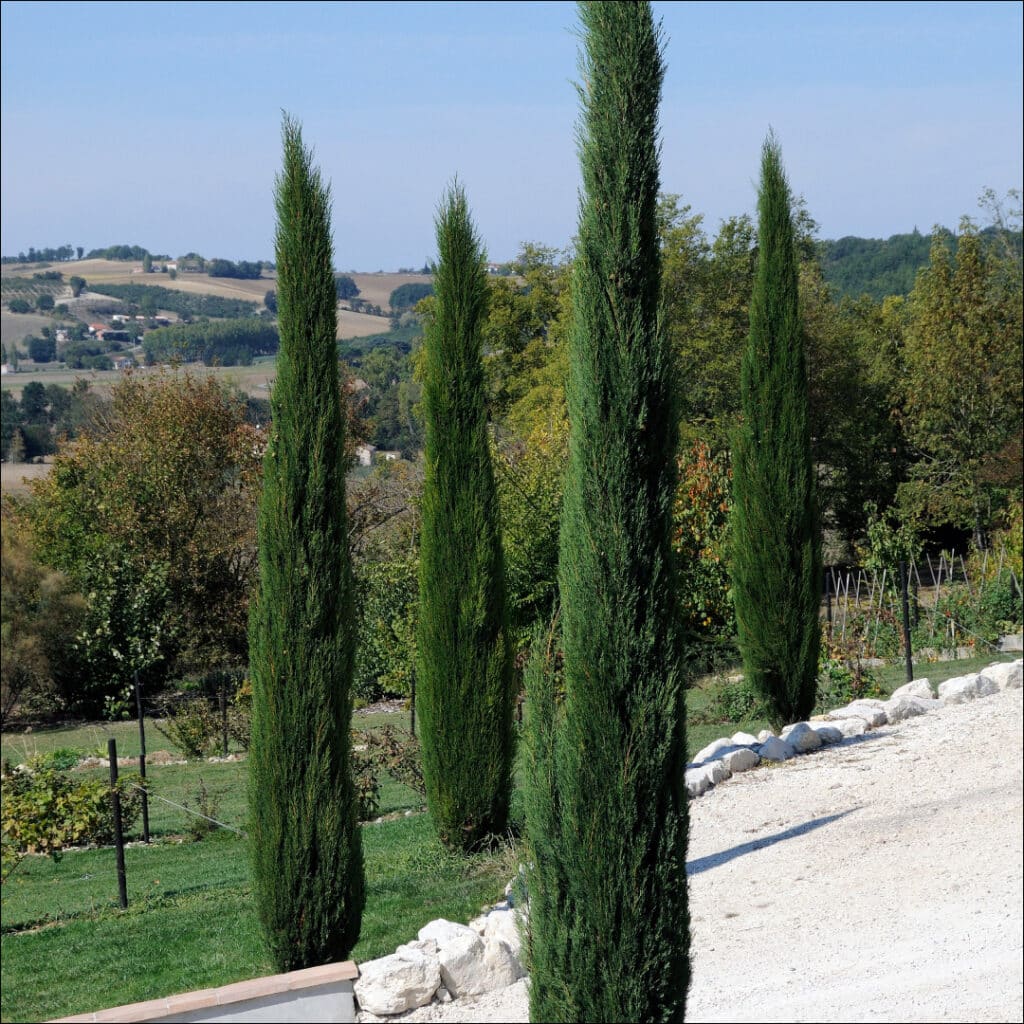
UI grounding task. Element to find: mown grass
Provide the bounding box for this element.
[2,650,1016,1022]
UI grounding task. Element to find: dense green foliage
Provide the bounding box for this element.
[525,6,690,1020]
[354,558,418,702]
[1,758,142,861]
[88,282,260,319]
[142,319,278,365]
[417,186,513,851]
[898,225,1023,548]
[85,244,163,261]
[1,380,100,461]
[0,523,86,727]
[206,258,263,279]
[731,137,822,728]
[335,273,360,299]
[818,230,934,299]
[20,374,261,714]
[248,116,364,970]
[2,245,79,264]
[389,281,434,312]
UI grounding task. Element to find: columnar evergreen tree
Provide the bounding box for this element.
[524,4,690,1020]
[248,116,363,970]
[730,135,821,728]
[417,184,514,851]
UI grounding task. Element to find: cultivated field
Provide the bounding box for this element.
[1,311,55,347]
[1,261,427,342]
[1,357,279,402]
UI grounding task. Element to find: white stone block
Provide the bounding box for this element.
[418,919,478,948]
[355,948,440,1015]
[721,746,760,773]
[891,678,935,701]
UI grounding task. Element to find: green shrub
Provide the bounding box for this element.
[351,750,380,821]
[354,560,418,701]
[1,761,142,857]
[152,698,220,759]
[36,748,82,772]
[362,725,425,797]
[183,777,221,841]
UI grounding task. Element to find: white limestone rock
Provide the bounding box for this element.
[468,915,488,935]
[938,673,998,705]
[981,660,1023,690]
[808,723,844,745]
[685,766,712,798]
[355,947,441,1016]
[891,678,935,701]
[721,746,760,773]
[780,722,823,753]
[827,700,888,729]
[883,695,940,722]
[692,737,738,765]
[731,731,761,746]
[418,919,478,948]
[483,908,523,961]
[832,717,869,738]
[757,729,776,742]
[438,931,522,998]
[757,736,796,762]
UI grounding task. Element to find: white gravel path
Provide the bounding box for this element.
[363,687,1024,1023]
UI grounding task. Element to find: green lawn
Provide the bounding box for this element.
[1,650,1016,1022]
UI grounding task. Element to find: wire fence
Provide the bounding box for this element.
[821,548,1021,664]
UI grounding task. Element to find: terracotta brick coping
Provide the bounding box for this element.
[50,961,359,1023]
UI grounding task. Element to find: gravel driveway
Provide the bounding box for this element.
[366,686,1024,1023]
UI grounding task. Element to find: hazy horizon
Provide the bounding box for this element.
[2,1,1021,268]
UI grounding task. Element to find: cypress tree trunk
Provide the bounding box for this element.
[248,115,364,970]
[731,135,822,728]
[417,185,513,851]
[525,4,690,1020]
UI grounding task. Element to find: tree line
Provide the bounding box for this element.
[141,319,278,366]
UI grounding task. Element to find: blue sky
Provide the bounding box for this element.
[2,1,1021,268]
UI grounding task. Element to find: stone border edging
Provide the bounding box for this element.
[684,658,1023,798]
[51,961,359,1023]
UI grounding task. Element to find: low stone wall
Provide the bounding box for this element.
[52,961,358,1024]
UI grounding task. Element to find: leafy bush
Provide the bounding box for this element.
[152,698,220,759]
[1,760,142,857]
[708,679,765,723]
[351,750,380,821]
[37,748,81,772]
[354,560,418,701]
[362,725,425,797]
[182,778,221,841]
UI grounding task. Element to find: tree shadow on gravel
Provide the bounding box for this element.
[687,808,859,876]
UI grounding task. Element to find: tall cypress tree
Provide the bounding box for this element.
[731,134,821,728]
[417,184,513,851]
[524,4,690,1020]
[248,115,363,970]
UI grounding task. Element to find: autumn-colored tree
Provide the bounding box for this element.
[22,372,262,707]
